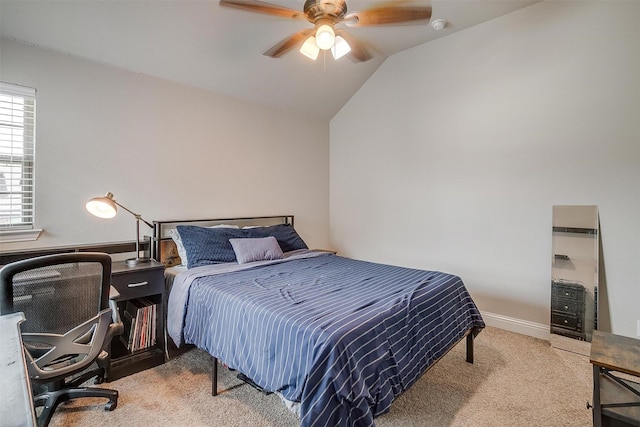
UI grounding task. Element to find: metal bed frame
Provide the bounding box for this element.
[150,215,294,264]
[149,214,478,398]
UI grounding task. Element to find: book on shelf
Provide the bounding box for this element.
[120,298,157,352]
[119,308,137,350]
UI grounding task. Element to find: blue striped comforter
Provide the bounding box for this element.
[170,253,484,426]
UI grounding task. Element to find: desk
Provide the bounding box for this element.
[0,312,36,427]
[591,330,640,427]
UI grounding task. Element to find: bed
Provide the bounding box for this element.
[152,216,485,427]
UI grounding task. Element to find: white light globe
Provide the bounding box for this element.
[315,24,335,50]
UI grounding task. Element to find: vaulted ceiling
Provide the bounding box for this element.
[0,0,538,120]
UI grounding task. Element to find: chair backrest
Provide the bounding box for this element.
[0,252,113,379]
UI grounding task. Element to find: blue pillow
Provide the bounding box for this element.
[248,224,308,252]
[176,225,251,268]
[229,236,284,264]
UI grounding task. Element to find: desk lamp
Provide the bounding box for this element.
[86,192,152,266]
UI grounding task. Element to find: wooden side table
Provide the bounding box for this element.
[590,330,640,426]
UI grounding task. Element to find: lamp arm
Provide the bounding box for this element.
[112,200,153,228]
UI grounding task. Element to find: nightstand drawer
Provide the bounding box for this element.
[551,311,580,331]
[551,298,583,314]
[552,283,584,301]
[111,268,163,300]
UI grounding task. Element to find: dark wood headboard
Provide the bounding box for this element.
[151,215,294,266]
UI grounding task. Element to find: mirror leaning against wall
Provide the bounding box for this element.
[550,205,600,355]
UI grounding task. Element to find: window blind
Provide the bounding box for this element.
[0,82,36,230]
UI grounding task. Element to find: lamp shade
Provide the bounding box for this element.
[86,192,117,218]
[331,36,351,60]
[315,24,335,50]
[300,36,320,60]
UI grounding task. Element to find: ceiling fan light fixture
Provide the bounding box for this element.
[221,0,431,63]
[300,36,320,60]
[331,35,351,60]
[315,23,335,50]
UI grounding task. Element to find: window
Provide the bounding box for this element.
[0,82,38,240]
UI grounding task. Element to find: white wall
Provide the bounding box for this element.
[0,38,330,253]
[330,1,640,337]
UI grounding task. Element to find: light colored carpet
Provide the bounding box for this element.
[49,327,593,426]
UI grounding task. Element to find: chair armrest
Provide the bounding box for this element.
[108,285,124,336]
[109,285,121,301]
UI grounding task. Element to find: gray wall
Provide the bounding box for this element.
[330,1,640,338]
[0,38,330,253]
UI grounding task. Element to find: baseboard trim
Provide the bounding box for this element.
[481,311,550,341]
[549,333,591,356]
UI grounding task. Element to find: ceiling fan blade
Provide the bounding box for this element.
[219,0,306,20]
[263,29,314,58]
[344,4,432,27]
[336,30,372,63]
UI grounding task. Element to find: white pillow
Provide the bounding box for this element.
[168,229,187,265]
[169,224,239,266]
[229,236,284,264]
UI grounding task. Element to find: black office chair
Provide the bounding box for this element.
[0,252,124,427]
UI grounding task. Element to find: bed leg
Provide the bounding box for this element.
[212,356,218,396]
[466,333,474,364]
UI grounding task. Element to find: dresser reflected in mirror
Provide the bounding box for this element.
[550,205,599,355]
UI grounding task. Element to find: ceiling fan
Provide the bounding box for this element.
[219,0,432,62]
